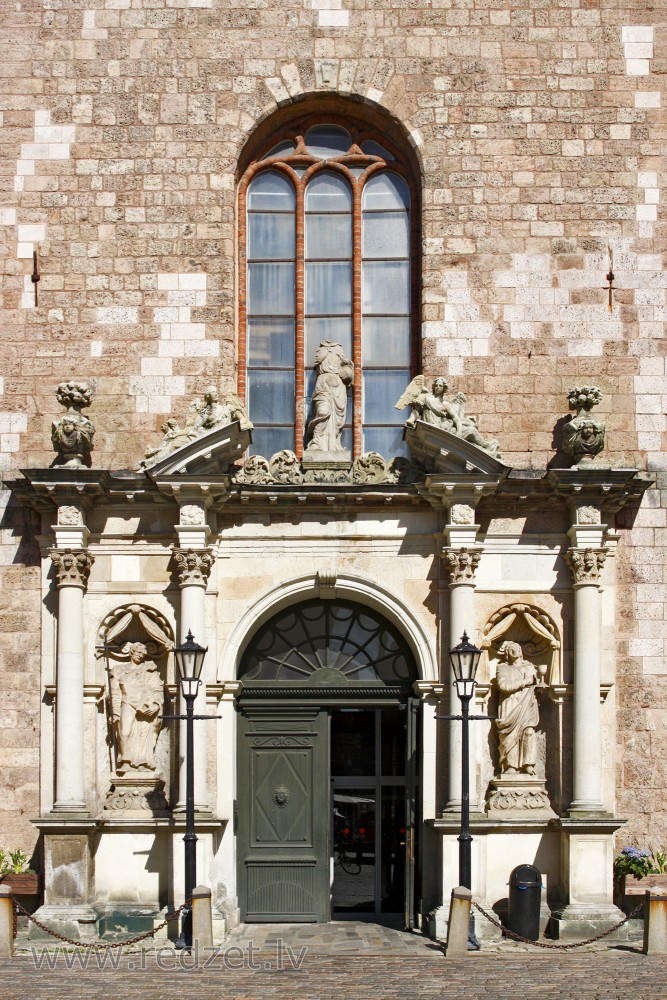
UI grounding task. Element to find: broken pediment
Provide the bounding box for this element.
[143,421,252,477]
[404,419,509,476]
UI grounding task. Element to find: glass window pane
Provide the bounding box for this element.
[248,425,295,459]
[362,172,409,211]
[306,262,352,315]
[332,711,376,776]
[264,140,295,159]
[362,261,409,315]
[362,425,408,458]
[363,370,411,424]
[248,213,295,260]
[247,170,295,211]
[305,172,352,212]
[248,262,295,316]
[362,212,409,259]
[305,125,351,159]
[248,317,295,367]
[305,318,352,363]
[247,369,294,423]
[362,317,410,366]
[360,140,395,161]
[305,214,352,260]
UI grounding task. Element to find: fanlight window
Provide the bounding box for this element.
[240,121,418,461]
[239,600,417,688]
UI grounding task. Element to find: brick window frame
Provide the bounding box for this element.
[238,117,420,460]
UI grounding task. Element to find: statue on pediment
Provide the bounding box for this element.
[141,385,252,468]
[305,341,354,455]
[109,642,164,772]
[395,375,501,457]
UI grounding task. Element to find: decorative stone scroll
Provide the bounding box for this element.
[51,381,95,468]
[50,548,94,588]
[395,375,501,458]
[441,547,481,584]
[566,547,606,585]
[562,385,605,466]
[173,547,215,587]
[234,451,417,486]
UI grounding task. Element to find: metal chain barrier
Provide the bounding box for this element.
[472,898,645,949]
[12,897,191,950]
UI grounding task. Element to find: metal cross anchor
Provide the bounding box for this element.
[605,245,615,315]
[31,247,40,306]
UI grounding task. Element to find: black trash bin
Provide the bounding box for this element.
[507,864,542,941]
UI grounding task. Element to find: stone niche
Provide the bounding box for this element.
[481,603,561,819]
[96,603,175,817]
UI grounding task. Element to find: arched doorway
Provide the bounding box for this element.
[236,600,419,926]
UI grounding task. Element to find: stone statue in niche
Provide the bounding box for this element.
[395,375,501,457]
[141,385,252,468]
[305,341,354,455]
[51,381,95,468]
[494,641,546,775]
[562,385,605,465]
[109,642,164,772]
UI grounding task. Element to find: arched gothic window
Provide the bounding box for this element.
[239,121,419,460]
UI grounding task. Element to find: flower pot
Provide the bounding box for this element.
[0,872,40,895]
[619,873,667,916]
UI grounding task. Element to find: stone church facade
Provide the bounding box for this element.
[0,0,665,941]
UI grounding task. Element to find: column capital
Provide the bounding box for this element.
[173,547,215,587]
[441,546,481,585]
[565,547,606,586]
[50,548,94,589]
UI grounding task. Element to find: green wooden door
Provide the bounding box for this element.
[237,705,329,922]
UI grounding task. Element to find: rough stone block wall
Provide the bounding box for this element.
[0,0,665,855]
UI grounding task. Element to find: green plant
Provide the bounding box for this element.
[0,848,34,876]
[650,848,667,874]
[614,846,655,879]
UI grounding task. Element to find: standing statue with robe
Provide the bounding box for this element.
[494,641,541,775]
[110,642,164,772]
[305,341,354,454]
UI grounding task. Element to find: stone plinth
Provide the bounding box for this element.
[487,775,556,820]
[104,774,169,817]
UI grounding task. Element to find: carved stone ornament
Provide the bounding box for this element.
[179,504,206,526]
[565,547,606,585]
[50,548,94,588]
[141,385,252,469]
[305,341,354,455]
[105,774,168,815]
[173,547,215,586]
[234,450,417,486]
[450,503,475,525]
[562,385,605,466]
[395,375,501,458]
[576,504,601,525]
[51,381,95,469]
[96,603,174,661]
[486,775,554,819]
[441,546,481,583]
[57,505,82,526]
[273,784,291,808]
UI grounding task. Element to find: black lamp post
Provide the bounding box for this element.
[162,630,210,948]
[437,631,494,949]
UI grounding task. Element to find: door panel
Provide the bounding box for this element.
[238,707,329,922]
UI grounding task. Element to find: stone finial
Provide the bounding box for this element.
[51,381,95,468]
[441,546,481,584]
[50,548,95,588]
[173,547,215,587]
[565,547,606,585]
[562,385,605,466]
[395,375,501,458]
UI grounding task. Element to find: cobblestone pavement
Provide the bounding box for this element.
[2,921,667,999]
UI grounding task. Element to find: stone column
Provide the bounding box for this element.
[50,548,94,812]
[441,546,480,811]
[565,546,607,812]
[174,547,215,811]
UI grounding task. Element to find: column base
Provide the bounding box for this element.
[548,903,628,942]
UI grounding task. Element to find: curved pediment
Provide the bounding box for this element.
[144,421,252,476]
[404,420,509,475]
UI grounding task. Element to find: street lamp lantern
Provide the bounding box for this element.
[449,631,481,700]
[174,630,208,698]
